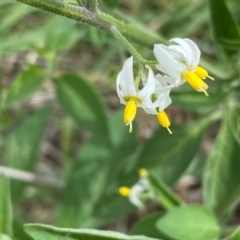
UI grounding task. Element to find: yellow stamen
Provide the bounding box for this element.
[119,187,131,197]
[183,71,209,96]
[194,66,214,81]
[139,168,148,177]
[124,98,138,133]
[156,111,172,134]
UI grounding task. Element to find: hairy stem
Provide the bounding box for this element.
[86,0,98,12]
[111,26,145,63]
[15,0,161,47]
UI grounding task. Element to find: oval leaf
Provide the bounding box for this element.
[156,205,220,240]
[56,74,108,136]
[24,224,159,240]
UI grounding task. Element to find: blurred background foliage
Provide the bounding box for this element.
[0,0,240,239]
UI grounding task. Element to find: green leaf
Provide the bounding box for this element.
[40,16,84,51]
[131,213,173,240]
[0,177,12,236]
[2,65,45,108]
[203,108,240,215]
[208,0,240,59]
[228,227,240,240]
[148,173,183,210]
[56,74,109,136]
[4,107,49,200]
[171,90,222,114]
[58,110,138,228]
[0,5,36,33]
[156,205,220,240]
[136,119,212,185]
[57,145,111,227]
[24,224,159,240]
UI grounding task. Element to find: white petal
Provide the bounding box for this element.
[184,38,201,69]
[153,75,174,109]
[170,38,200,69]
[129,184,144,208]
[116,72,126,104]
[158,95,172,111]
[138,67,155,100]
[119,56,137,96]
[143,107,158,115]
[155,74,169,87]
[154,44,184,80]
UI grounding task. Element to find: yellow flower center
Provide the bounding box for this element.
[119,187,131,197]
[156,111,172,134]
[183,71,209,96]
[123,97,141,133]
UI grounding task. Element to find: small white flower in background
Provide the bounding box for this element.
[119,168,151,209]
[154,38,214,96]
[116,56,156,133]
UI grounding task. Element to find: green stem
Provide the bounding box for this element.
[14,0,161,47]
[86,0,98,12]
[111,26,144,64]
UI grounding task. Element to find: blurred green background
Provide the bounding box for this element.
[0,0,240,240]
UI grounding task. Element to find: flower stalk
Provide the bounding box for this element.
[14,0,161,47]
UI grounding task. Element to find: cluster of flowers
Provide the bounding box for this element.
[116,38,214,134]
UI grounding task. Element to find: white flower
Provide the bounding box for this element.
[119,169,150,209]
[143,74,174,134]
[129,178,150,208]
[116,56,156,132]
[154,38,214,96]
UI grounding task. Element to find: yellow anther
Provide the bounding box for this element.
[156,111,172,134]
[119,187,131,197]
[139,168,148,177]
[194,66,214,81]
[124,99,138,133]
[183,71,209,96]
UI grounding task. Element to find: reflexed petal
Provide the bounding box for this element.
[138,67,155,100]
[170,38,193,67]
[158,95,172,111]
[154,44,184,80]
[119,56,137,96]
[129,184,144,208]
[116,72,125,104]
[170,38,200,69]
[155,74,168,87]
[184,38,201,69]
[143,107,158,115]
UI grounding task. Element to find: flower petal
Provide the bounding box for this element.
[119,56,137,97]
[184,38,201,69]
[138,67,155,100]
[170,38,200,69]
[154,44,184,80]
[116,72,125,104]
